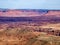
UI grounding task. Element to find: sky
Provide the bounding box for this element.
[0,0,60,9]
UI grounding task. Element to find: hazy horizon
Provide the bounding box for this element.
[0,0,60,9]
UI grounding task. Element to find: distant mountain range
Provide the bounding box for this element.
[0,8,60,17]
[0,9,60,22]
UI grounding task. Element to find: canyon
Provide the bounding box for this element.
[0,9,60,45]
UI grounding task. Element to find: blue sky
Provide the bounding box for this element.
[0,0,60,9]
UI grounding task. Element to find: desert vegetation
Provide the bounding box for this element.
[0,22,60,45]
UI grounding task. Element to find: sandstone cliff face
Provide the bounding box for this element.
[0,9,60,22]
[45,11,60,17]
[0,9,60,17]
[0,10,41,17]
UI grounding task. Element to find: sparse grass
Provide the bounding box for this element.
[0,22,60,45]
